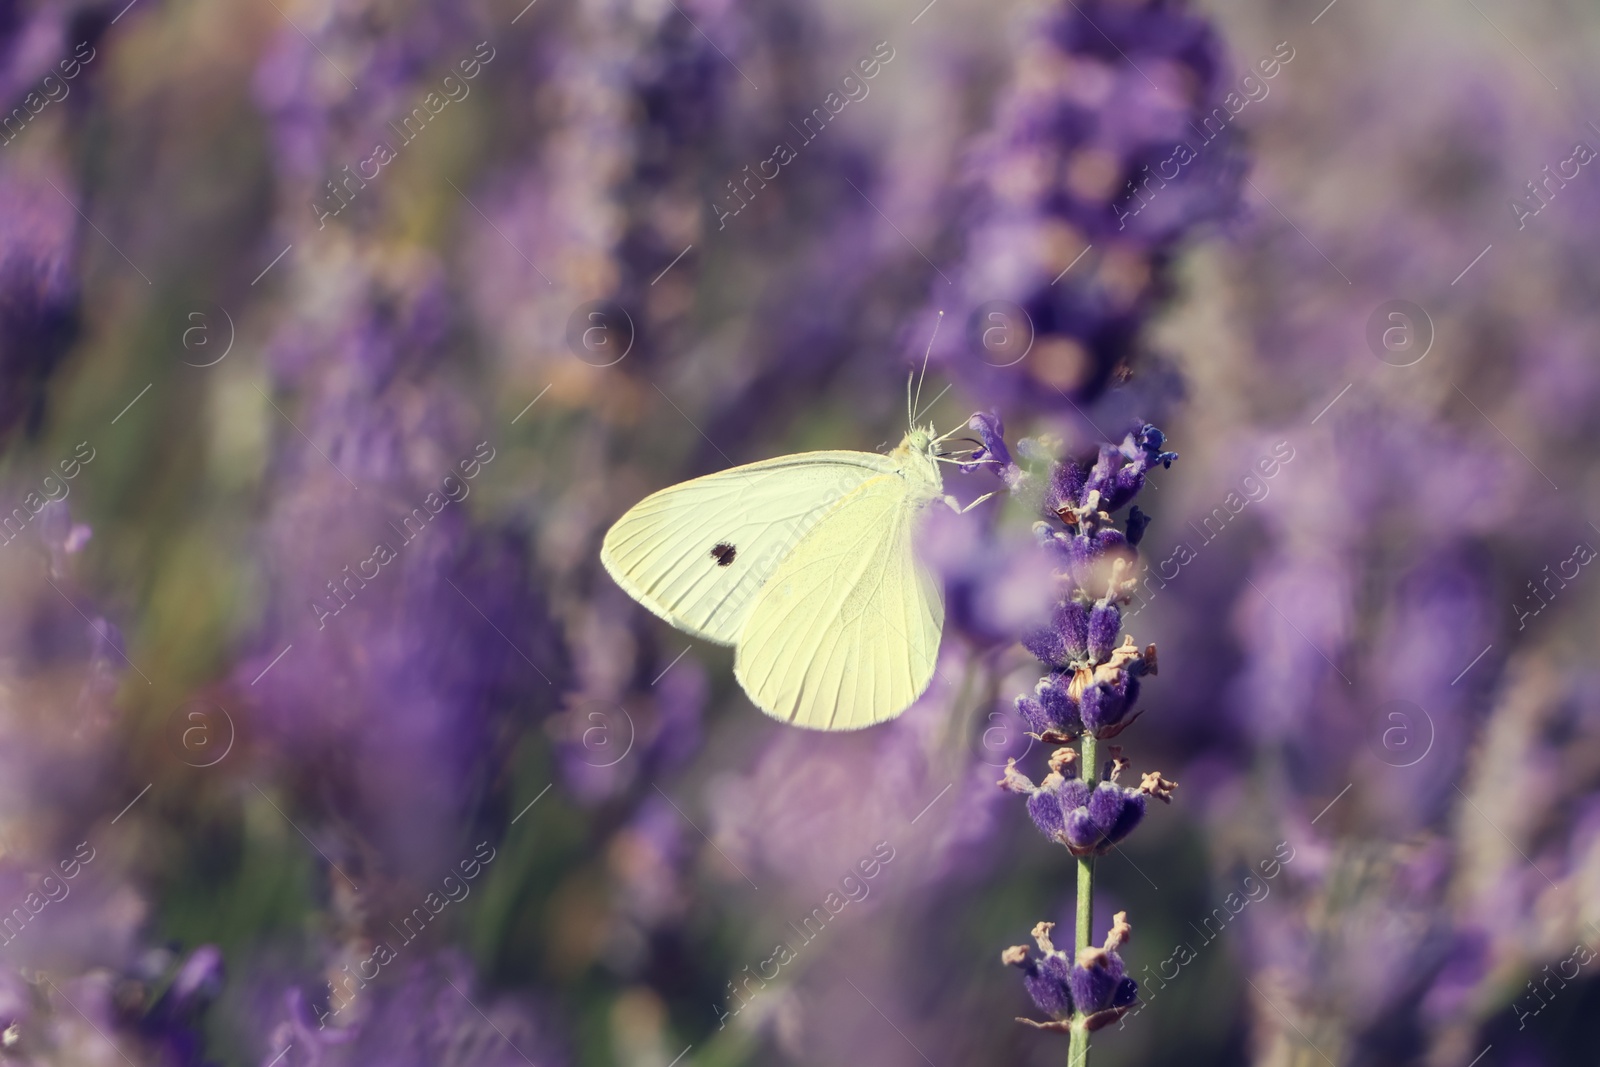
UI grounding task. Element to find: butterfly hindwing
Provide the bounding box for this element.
[733,473,944,729]
[599,452,898,645]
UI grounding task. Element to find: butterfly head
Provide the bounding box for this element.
[890,425,951,491]
[905,425,937,456]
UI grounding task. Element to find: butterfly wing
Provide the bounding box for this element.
[600,452,898,645]
[733,473,944,730]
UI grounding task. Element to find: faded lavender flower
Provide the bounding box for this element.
[1179,12,1600,1059]
[264,951,564,1067]
[239,253,569,885]
[928,0,1245,410]
[0,494,228,1065]
[0,163,79,443]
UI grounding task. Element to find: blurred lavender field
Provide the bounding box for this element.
[1,0,1597,1063]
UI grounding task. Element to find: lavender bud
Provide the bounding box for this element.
[1058,601,1090,662]
[1104,788,1146,846]
[1047,458,1088,513]
[1025,600,1093,670]
[1030,952,1075,1018]
[1125,505,1151,546]
[1064,808,1103,852]
[1080,674,1139,734]
[1086,781,1127,837]
[1068,955,1124,1018]
[1136,426,1177,468]
[1002,944,1075,1021]
[1037,674,1084,736]
[1016,692,1054,736]
[1087,603,1121,663]
[1082,445,1120,502]
[1027,787,1068,842]
[1094,527,1129,555]
[1021,626,1067,668]
[965,412,1018,481]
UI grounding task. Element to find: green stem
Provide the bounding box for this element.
[1068,1025,1090,1066]
[1069,730,1100,1067]
[1076,730,1100,958]
[1068,1022,1090,1067]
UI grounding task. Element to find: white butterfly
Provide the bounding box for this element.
[600,367,989,730]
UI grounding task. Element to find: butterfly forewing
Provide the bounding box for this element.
[733,473,944,729]
[599,452,899,645]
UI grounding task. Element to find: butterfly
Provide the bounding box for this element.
[600,337,992,730]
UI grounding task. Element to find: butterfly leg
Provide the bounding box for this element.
[943,491,997,515]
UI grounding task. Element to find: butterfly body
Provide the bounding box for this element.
[600,428,947,730]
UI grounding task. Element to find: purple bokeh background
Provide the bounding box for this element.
[0,0,1595,1063]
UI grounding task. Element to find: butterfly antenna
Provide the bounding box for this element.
[912,382,952,425]
[915,379,947,422]
[931,420,969,447]
[911,310,943,431]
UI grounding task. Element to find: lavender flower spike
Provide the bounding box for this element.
[983,416,1178,1060]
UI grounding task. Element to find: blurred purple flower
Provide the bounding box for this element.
[265,952,563,1067]
[0,500,221,1062]
[927,0,1244,411]
[551,653,706,804]
[252,1,488,187]
[457,0,756,396]
[707,707,1006,892]
[0,164,79,440]
[238,252,568,884]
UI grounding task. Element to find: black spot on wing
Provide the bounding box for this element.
[710,542,737,566]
